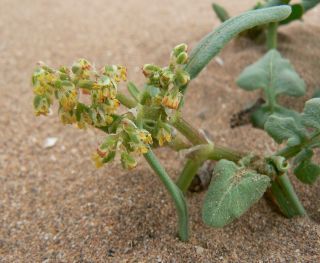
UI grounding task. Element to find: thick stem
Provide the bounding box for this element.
[171,115,207,145]
[266,22,278,50]
[275,174,306,216]
[177,144,214,193]
[177,159,202,193]
[144,150,189,241]
[168,135,192,151]
[173,115,244,191]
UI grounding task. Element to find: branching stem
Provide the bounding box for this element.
[267,22,278,50]
[144,150,189,241]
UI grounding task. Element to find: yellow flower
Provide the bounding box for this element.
[138,130,153,145]
[157,128,172,146]
[161,91,182,109]
[134,144,149,154]
[33,85,47,96]
[59,110,77,125]
[103,99,120,114]
[59,90,78,111]
[91,152,104,168]
[33,95,51,116]
[121,152,137,170]
[118,66,127,81]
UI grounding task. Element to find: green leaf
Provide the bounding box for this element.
[301,98,320,131]
[264,115,307,146]
[237,50,305,102]
[301,0,320,12]
[294,157,320,184]
[127,82,140,102]
[262,0,291,8]
[212,3,230,22]
[184,6,291,80]
[250,104,300,129]
[280,4,304,24]
[202,160,270,228]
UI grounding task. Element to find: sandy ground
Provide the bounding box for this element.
[0,0,320,262]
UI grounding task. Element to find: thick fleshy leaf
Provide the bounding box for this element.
[212,3,230,22]
[237,50,305,99]
[184,6,291,80]
[265,115,307,146]
[301,98,320,131]
[280,4,304,24]
[202,160,270,228]
[262,0,290,8]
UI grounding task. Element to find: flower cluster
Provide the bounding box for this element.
[32,59,126,128]
[142,44,190,110]
[31,44,190,169]
[92,118,153,169]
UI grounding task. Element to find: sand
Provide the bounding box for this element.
[0,0,319,261]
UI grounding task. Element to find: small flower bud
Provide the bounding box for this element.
[33,95,51,116]
[156,127,172,146]
[161,90,182,110]
[176,52,188,65]
[175,70,190,86]
[59,110,77,125]
[142,64,161,77]
[121,152,137,170]
[160,69,174,88]
[138,130,153,145]
[172,43,188,57]
[91,152,104,168]
[59,90,78,111]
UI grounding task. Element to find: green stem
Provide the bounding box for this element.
[272,174,306,217]
[173,115,243,191]
[177,144,214,193]
[171,115,207,145]
[177,159,202,193]
[168,135,192,151]
[172,115,306,218]
[266,22,278,50]
[144,150,189,241]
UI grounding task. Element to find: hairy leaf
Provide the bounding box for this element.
[237,49,305,99]
[184,6,291,80]
[293,148,319,184]
[264,115,307,146]
[301,98,320,131]
[250,104,300,129]
[212,3,230,22]
[202,160,270,228]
